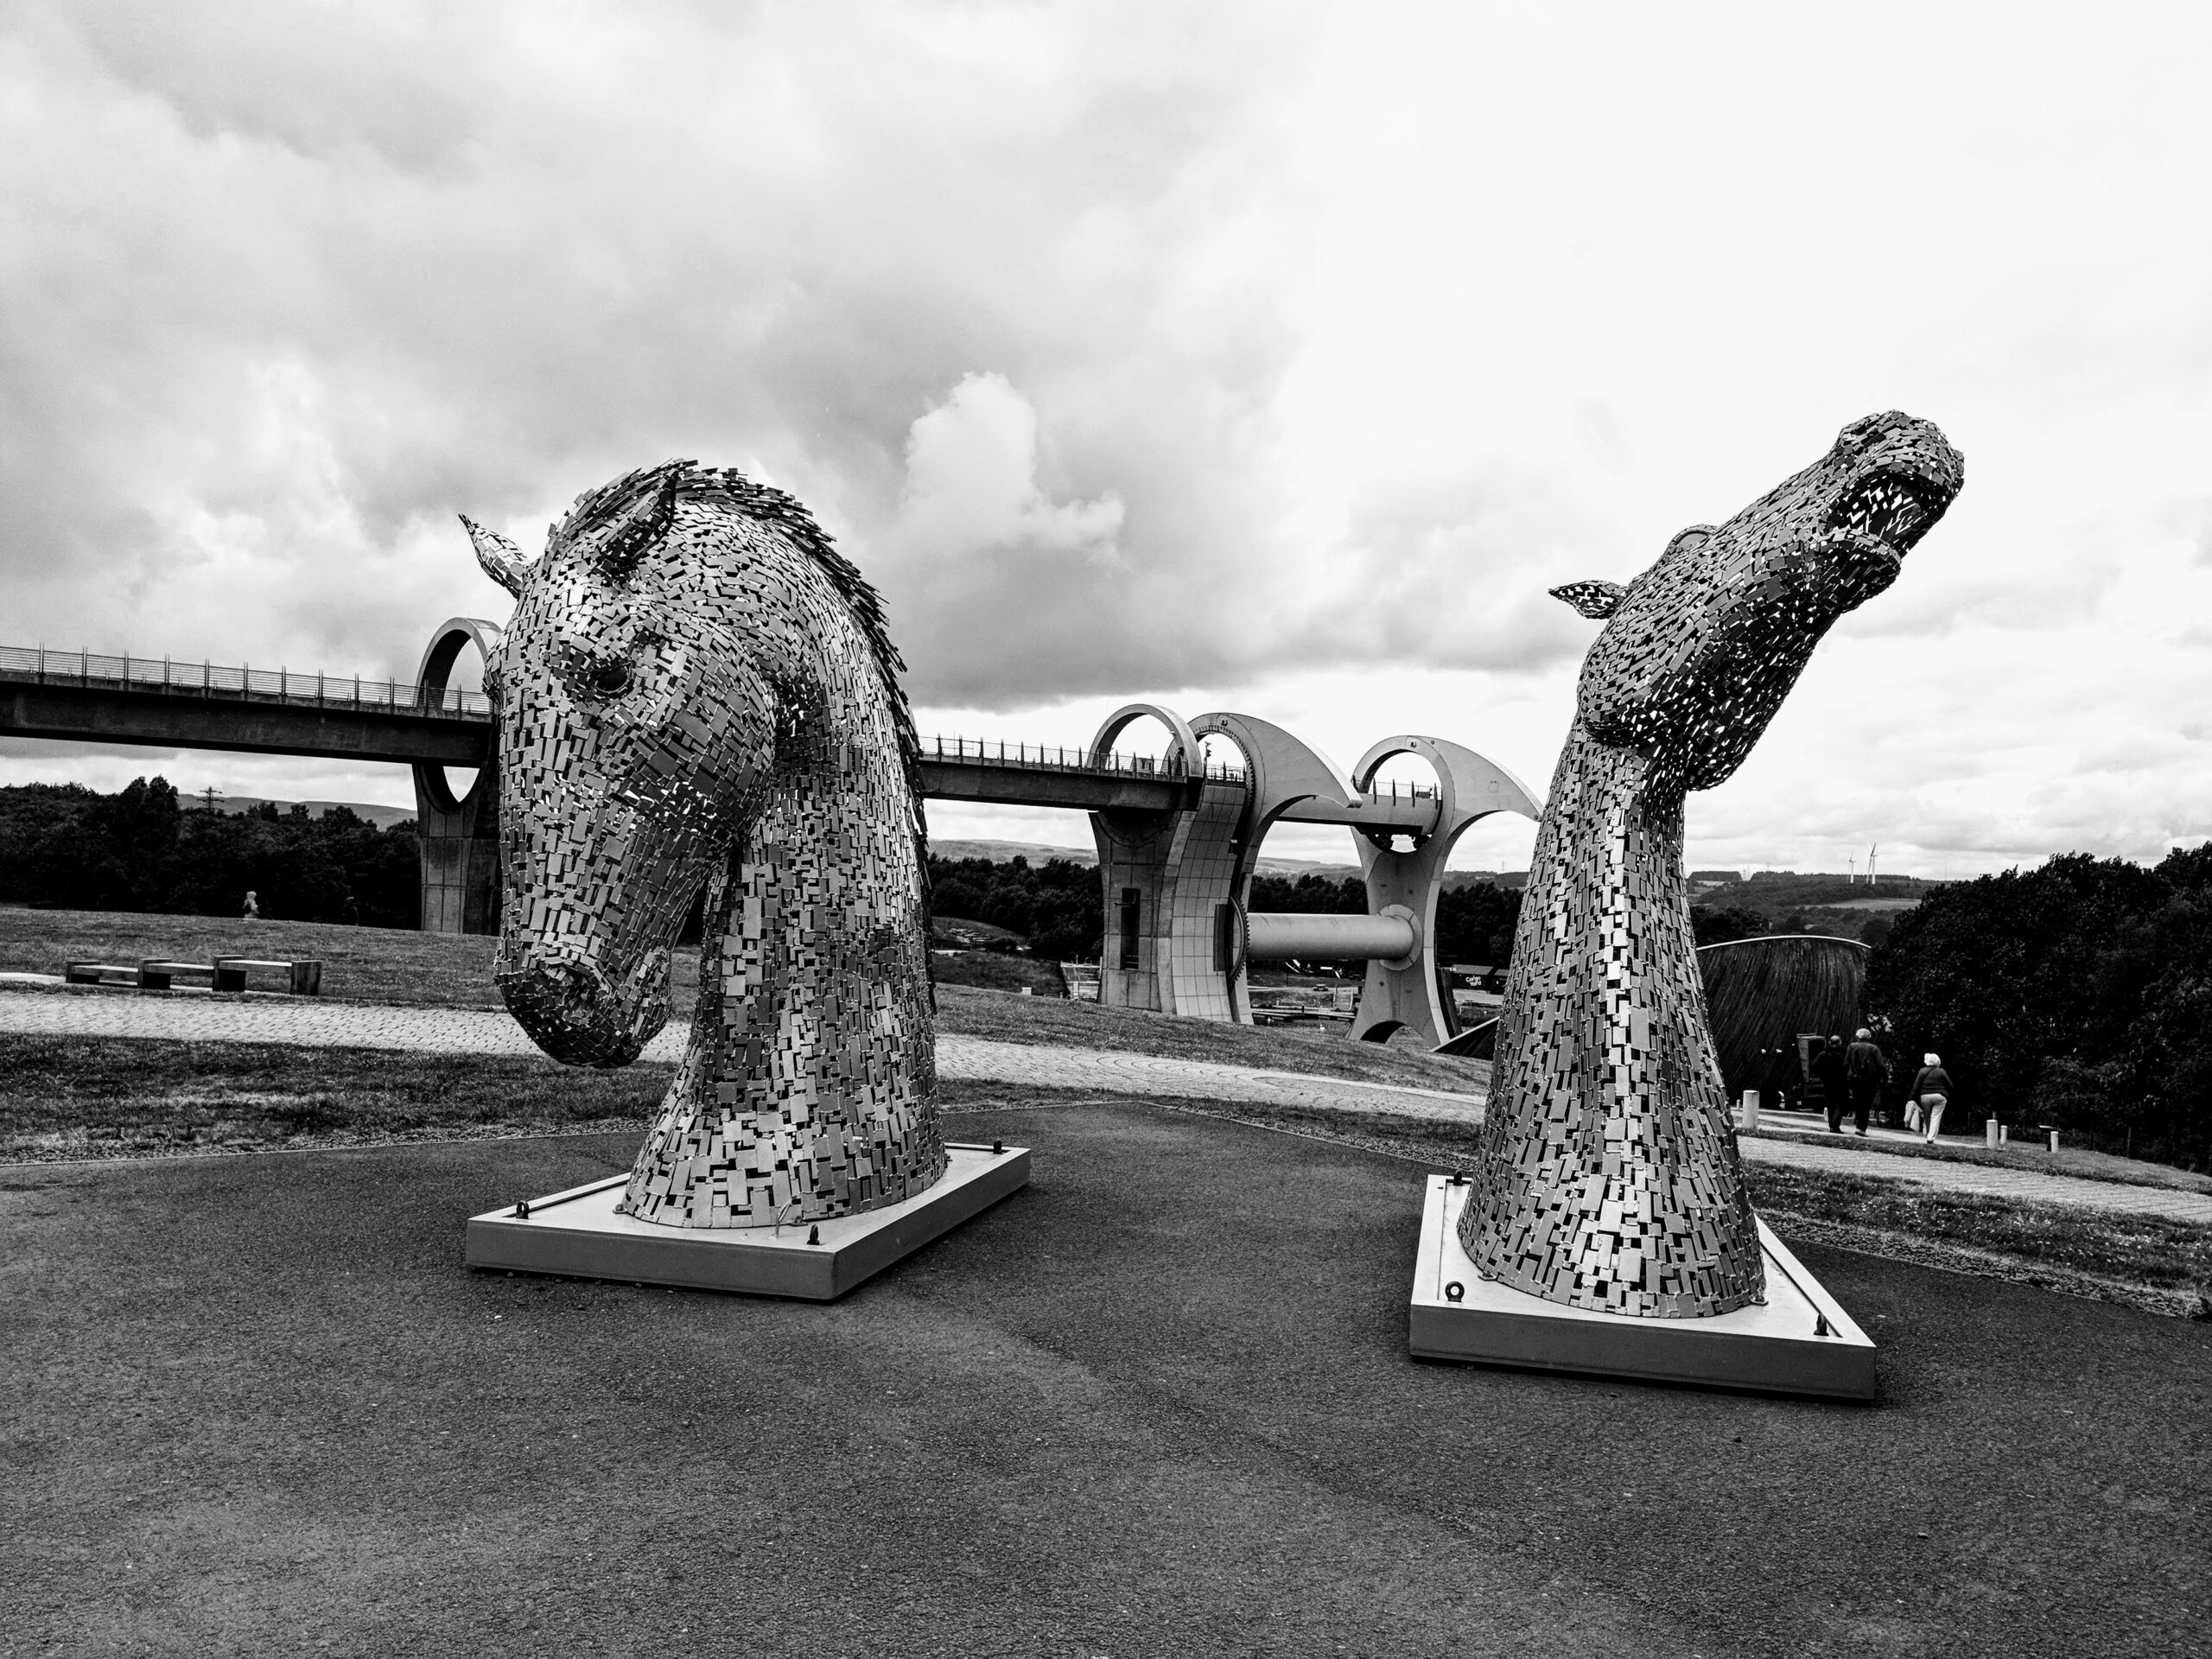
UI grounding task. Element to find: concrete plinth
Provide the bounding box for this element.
[1408,1175,1876,1400]
[465,1142,1030,1300]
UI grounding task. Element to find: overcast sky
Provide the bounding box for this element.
[6,2,2211,878]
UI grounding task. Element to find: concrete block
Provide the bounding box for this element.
[1408,1175,1877,1401]
[466,1142,1030,1301]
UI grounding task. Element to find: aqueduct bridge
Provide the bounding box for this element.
[1,626,1541,1047]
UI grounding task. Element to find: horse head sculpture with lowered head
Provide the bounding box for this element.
[465,461,944,1229]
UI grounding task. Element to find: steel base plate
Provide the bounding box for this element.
[465,1142,1031,1301]
[1409,1175,1876,1400]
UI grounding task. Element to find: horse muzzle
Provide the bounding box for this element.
[497,950,669,1068]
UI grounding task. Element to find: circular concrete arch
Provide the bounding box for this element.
[1088,702,1198,773]
[418,616,505,704]
[416,616,505,813]
[1351,734,1541,848]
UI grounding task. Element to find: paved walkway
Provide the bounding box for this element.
[0,985,693,1061]
[6,984,2210,1224]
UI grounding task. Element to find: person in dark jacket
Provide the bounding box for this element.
[1843,1027,1885,1137]
[1813,1033,1849,1132]
[1910,1053,1955,1142]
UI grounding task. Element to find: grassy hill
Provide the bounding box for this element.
[1694,870,1942,918]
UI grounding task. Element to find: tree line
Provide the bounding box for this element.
[923,856,1525,970]
[0,793,1534,968]
[1866,849,2212,1168]
[925,855,1101,963]
[17,779,2207,1165]
[0,779,421,928]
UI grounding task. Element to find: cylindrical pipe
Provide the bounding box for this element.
[1243,910,1419,963]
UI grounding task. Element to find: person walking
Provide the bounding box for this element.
[1910,1053,1954,1142]
[1813,1033,1849,1133]
[1843,1027,1884,1137]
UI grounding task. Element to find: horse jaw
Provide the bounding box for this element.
[496,945,671,1068]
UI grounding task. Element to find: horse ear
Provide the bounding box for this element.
[595,464,687,582]
[1549,579,1626,620]
[461,516,535,598]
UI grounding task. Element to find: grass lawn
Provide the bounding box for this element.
[0,1035,671,1160]
[929,950,1069,997]
[931,982,1490,1094]
[0,911,1487,1096]
[0,906,510,1007]
[8,1034,2204,1320]
[1748,1118,2212,1196]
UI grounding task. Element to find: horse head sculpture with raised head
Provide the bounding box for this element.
[1462,412,1962,1318]
[466,461,944,1228]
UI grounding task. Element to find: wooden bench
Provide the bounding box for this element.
[61,957,324,995]
[64,961,138,988]
[138,958,218,990]
[214,956,323,996]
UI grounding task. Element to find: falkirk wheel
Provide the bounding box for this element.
[409,606,1543,1052]
[1086,703,1541,1047]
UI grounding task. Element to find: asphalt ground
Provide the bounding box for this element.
[3,1103,2206,1658]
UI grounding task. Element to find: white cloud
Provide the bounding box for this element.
[896,372,1126,567]
[4,2,2212,878]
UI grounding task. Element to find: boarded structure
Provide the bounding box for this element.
[1696,933,1870,1103]
[1438,931,1872,1107]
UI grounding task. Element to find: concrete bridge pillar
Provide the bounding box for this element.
[1343,735,1538,1046]
[1088,704,1244,1019]
[1101,709,1539,1050]
[412,617,503,935]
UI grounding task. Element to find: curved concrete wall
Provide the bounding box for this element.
[1088,703,1541,1047]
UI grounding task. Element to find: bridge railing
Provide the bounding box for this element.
[922,734,1249,784]
[0,645,1440,804]
[0,646,492,718]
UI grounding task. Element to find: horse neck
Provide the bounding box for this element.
[694,701,932,1089]
[1502,717,1700,1076]
[1465,716,1764,1318]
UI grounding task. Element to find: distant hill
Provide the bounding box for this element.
[208,798,418,830]
[927,839,1096,867]
[1693,870,1943,915]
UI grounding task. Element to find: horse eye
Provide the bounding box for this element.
[588,658,633,697]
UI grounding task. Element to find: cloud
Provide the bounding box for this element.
[4,2,2212,877]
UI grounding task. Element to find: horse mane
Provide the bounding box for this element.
[555,461,926,813]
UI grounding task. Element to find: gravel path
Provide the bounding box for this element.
[8,983,2209,1225]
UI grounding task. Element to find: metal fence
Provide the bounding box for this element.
[923,734,1248,783]
[0,645,1440,803]
[0,645,491,717]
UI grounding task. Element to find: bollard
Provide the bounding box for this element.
[1986,1118,2000,1149]
[1739,1090,1760,1133]
[1999,1123,2010,1145]
[2048,1128,2060,1154]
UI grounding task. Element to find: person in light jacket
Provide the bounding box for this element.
[1910,1053,1955,1142]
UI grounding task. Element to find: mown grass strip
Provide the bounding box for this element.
[0,1034,672,1160]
